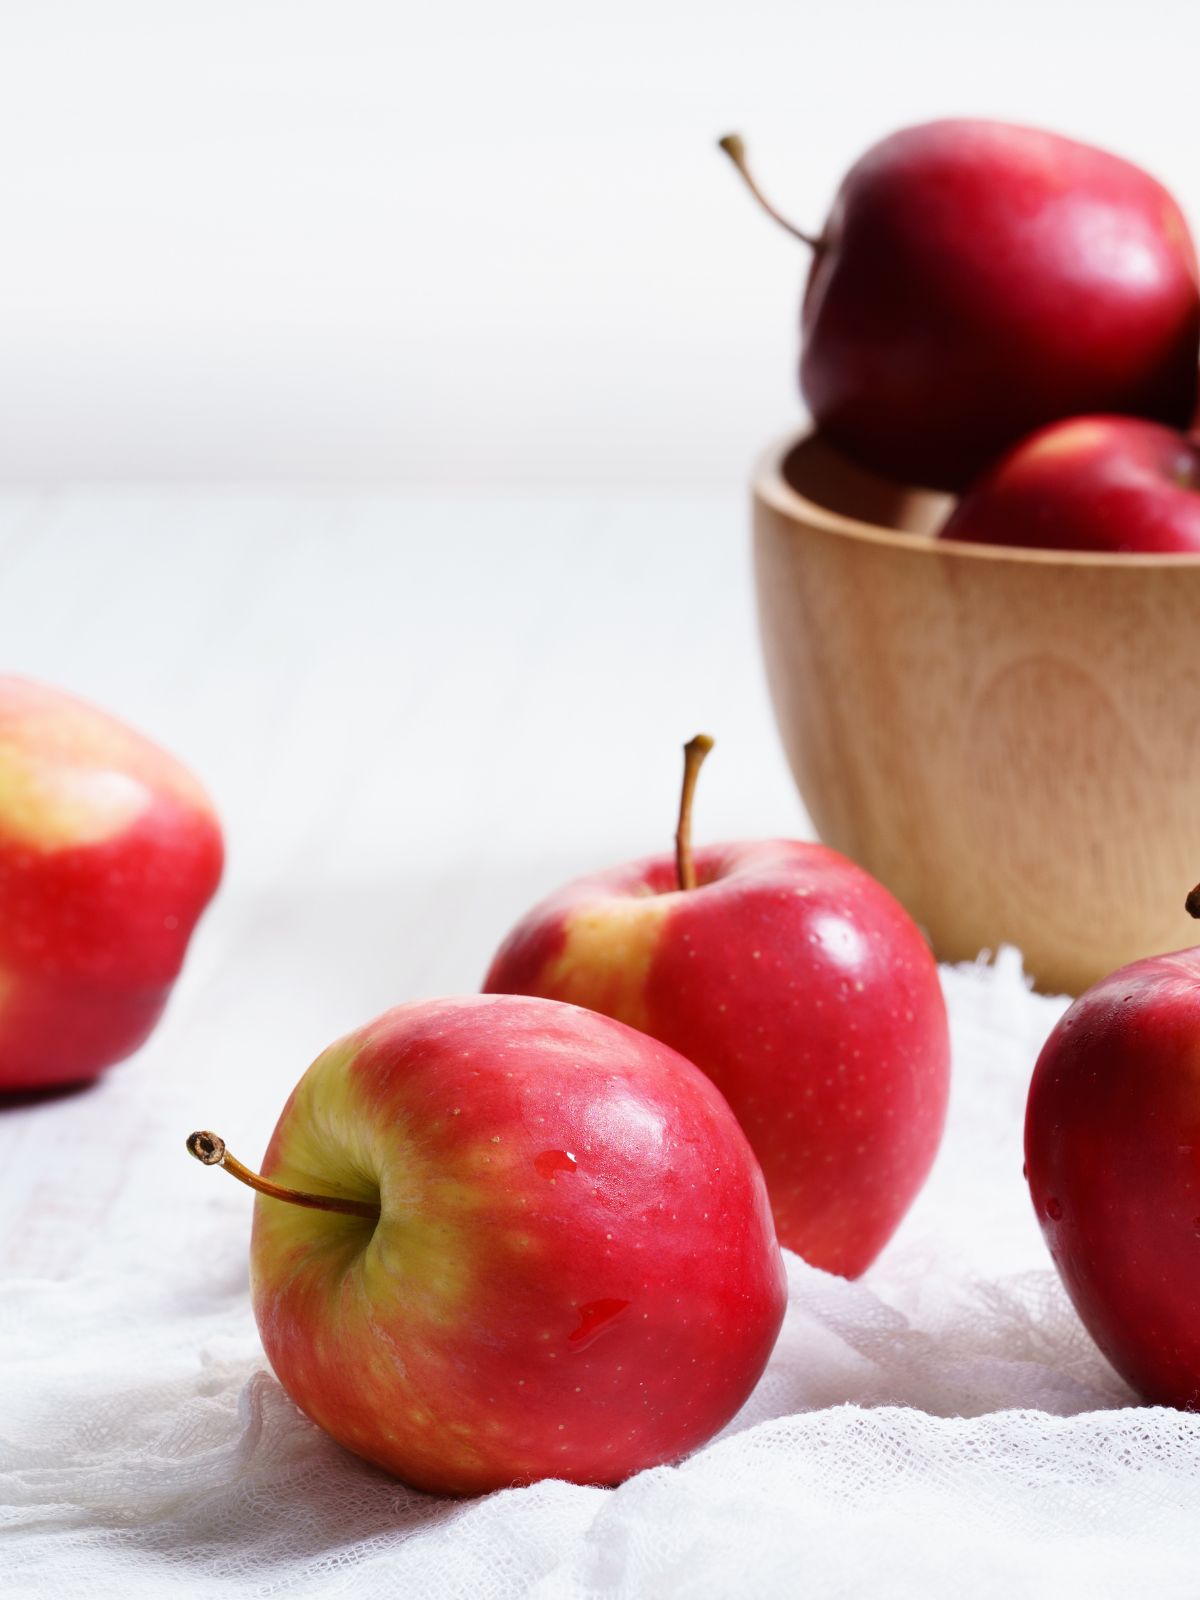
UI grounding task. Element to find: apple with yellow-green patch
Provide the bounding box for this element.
[484,737,950,1277]
[0,675,223,1092]
[190,993,787,1495]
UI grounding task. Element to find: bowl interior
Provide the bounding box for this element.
[780,435,953,539]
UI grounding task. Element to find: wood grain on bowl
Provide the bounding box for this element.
[755,433,1200,994]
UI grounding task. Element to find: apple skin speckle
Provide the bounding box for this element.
[484,839,949,1278]
[250,993,785,1496]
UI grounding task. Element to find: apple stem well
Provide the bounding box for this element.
[675,734,715,892]
[717,134,822,251]
[185,1130,381,1221]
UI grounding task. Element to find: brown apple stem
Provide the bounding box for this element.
[675,734,715,892]
[1186,883,1200,919]
[185,1130,381,1220]
[717,134,822,250]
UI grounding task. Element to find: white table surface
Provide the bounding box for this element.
[6,492,1191,1599]
[0,490,801,1578]
[0,482,810,1255]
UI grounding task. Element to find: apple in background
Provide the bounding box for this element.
[189,993,786,1496]
[939,415,1200,553]
[720,121,1200,491]
[484,737,950,1278]
[0,676,223,1093]
[1025,888,1200,1405]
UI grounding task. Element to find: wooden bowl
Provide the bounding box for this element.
[754,431,1200,995]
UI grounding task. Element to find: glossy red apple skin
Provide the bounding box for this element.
[800,120,1200,491]
[939,415,1200,553]
[250,994,787,1496]
[0,677,223,1092]
[484,842,950,1278]
[1025,948,1200,1406]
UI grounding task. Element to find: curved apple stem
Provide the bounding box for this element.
[675,734,715,892]
[185,1130,381,1221]
[717,134,822,250]
[1187,883,1200,919]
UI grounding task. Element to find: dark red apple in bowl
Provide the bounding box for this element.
[0,676,223,1092]
[188,993,787,1495]
[1025,888,1200,1406]
[484,737,950,1277]
[939,415,1200,553]
[721,121,1200,491]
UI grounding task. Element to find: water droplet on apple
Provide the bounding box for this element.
[568,1298,631,1350]
[1046,1197,1063,1220]
[534,1149,577,1179]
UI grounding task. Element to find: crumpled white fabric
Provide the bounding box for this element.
[4,948,1198,1599]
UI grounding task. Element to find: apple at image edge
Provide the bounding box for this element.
[484,840,951,1278]
[0,675,223,1092]
[1026,945,1200,1406]
[248,993,788,1497]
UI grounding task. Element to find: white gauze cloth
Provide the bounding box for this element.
[4,949,1198,1599]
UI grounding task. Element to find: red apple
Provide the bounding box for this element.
[189,993,786,1495]
[939,415,1200,553]
[0,676,223,1092]
[1024,888,1200,1405]
[484,738,950,1277]
[721,122,1200,491]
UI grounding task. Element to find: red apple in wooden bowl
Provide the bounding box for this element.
[721,121,1200,491]
[940,416,1200,553]
[754,432,1200,995]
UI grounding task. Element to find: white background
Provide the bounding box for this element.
[11,7,1200,1593]
[1,0,1198,484]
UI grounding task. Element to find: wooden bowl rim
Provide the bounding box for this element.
[754,431,1200,570]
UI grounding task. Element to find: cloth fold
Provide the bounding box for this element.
[5,950,1198,1599]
